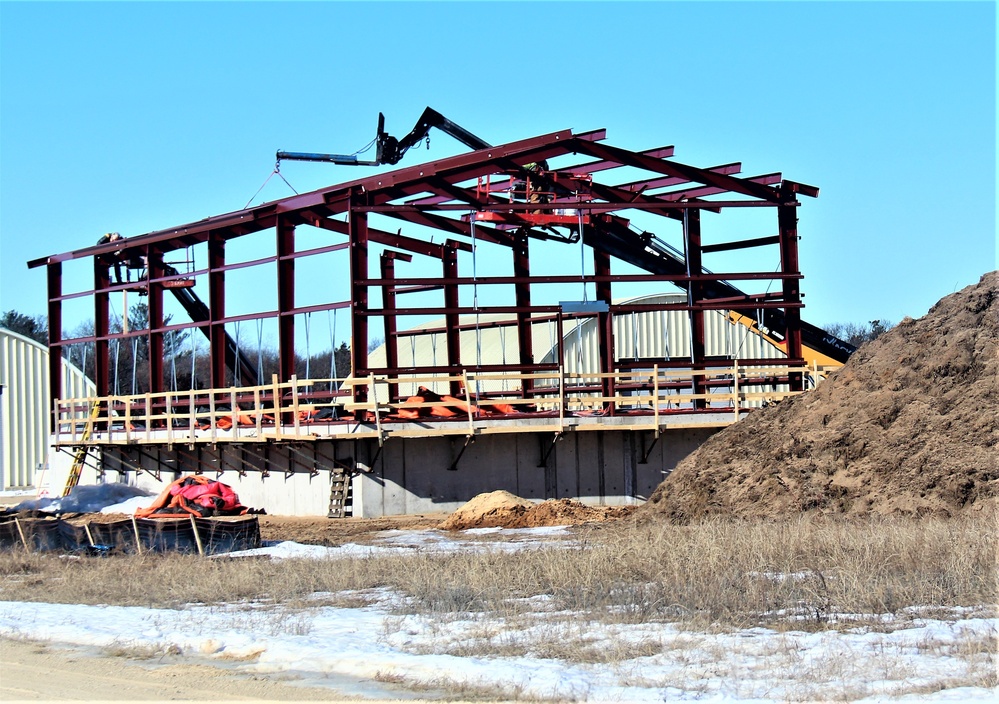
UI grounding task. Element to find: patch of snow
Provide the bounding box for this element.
[0,598,993,702]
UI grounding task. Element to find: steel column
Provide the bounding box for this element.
[594,248,615,410]
[349,192,369,403]
[208,235,227,388]
[442,243,462,397]
[513,231,534,396]
[277,217,296,383]
[147,250,165,395]
[779,188,804,391]
[94,259,110,398]
[684,208,707,408]
[46,262,63,431]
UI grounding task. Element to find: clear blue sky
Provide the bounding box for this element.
[2,1,995,338]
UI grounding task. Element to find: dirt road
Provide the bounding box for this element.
[0,636,469,703]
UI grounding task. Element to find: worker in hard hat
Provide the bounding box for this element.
[96,232,124,283]
[525,160,550,214]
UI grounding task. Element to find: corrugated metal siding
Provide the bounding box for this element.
[0,329,95,490]
[367,293,787,398]
[556,293,785,373]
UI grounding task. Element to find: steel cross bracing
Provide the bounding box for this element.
[30,126,850,432]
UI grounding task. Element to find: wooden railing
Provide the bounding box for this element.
[53,362,837,446]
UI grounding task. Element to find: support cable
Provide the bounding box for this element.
[131,338,139,395]
[171,345,178,392]
[328,309,340,418]
[470,214,482,403]
[234,321,241,386]
[256,319,265,389]
[431,333,438,393]
[190,328,197,391]
[304,312,312,381]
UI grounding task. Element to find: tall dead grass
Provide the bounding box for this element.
[0,512,994,630]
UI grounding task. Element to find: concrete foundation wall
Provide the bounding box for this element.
[354,427,716,517]
[56,426,717,517]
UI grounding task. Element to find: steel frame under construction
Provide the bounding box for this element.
[31,126,841,445]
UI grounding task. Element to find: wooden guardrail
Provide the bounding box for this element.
[53,362,837,446]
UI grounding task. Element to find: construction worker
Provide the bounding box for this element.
[525,160,550,214]
[96,232,124,283]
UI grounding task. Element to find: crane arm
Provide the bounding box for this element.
[276,108,490,167]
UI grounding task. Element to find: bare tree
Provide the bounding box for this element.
[822,319,894,347]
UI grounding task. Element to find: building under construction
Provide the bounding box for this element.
[28,112,854,516]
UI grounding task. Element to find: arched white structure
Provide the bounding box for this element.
[0,328,95,490]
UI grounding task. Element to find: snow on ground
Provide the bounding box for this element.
[227,525,575,560]
[0,595,993,702]
[0,530,994,702]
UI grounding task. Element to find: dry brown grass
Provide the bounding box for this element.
[0,512,995,633]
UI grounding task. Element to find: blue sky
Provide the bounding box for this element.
[1,1,995,340]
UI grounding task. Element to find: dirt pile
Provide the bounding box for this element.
[642,271,998,521]
[439,491,634,530]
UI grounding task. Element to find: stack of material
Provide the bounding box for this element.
[0,513,260,555]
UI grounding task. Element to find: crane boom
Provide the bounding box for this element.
[276,108,490,167]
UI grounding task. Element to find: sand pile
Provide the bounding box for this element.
[642,271,998,522]
[440,491,633,530]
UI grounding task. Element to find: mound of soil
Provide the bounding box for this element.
[438,490,535,530]
[642,271,999,522]
[440,491,634,530]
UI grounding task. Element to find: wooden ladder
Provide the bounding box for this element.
[62,402,100,497]
[327,467,352,519]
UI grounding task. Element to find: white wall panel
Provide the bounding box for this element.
[0,329,94,490]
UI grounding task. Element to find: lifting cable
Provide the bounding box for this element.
[243,161,300,211]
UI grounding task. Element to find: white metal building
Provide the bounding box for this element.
[0,328,95,490]
[368,293,787,397]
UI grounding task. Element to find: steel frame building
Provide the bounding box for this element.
[30,127,825,414]
[26,125,849,514]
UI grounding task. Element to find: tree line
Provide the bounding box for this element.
[3,307,895,394]
[1,306,352,394]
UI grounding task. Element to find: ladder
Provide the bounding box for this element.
[62,402,101,497]
[327,467,352,519]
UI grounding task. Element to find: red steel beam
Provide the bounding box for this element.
[276,217,296,383]
[208,235,227,388]
[147,251,165,394]
[46,262,63,430]
[568,138,782,203]
[349,191,369,394]
[513,230,533,395]
[442,243,462,396]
